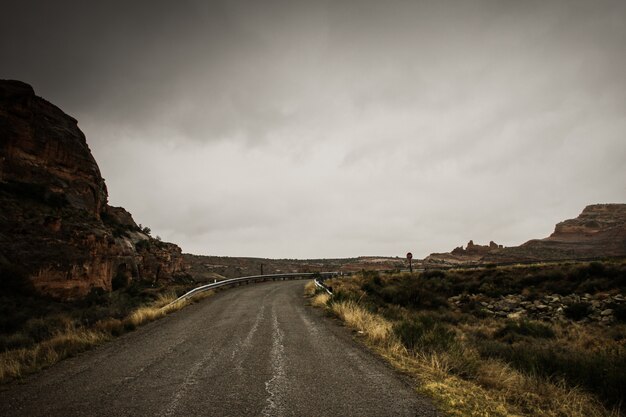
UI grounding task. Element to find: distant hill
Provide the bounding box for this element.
[425,204,626,267]
[184,254,408,282]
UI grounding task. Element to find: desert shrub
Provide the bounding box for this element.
[393,315,456,353]
[0,263,33,296]
[476,341,626,408]
[94,319,124,337]
[564,302,591,321]
[135,239,150,251]
[545,280,578,295]
[613,304,626,323]
[362,274,449,310]
[23,318,61,342]
[494,320,555,342]
[0,332,34,351]
[586,261,606,277]
[459,299,489,318]
[421,269,446,279]
[83,287,107,307]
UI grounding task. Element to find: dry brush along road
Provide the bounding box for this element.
[0,280,438,416]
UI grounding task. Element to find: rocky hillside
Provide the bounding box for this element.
[425,204,626,266]
[0,80,187,300]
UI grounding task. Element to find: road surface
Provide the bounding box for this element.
[0,280,438,416]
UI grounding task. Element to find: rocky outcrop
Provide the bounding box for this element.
[0,80,187,300]
[449,292,625,324]
[484,204,626,263]
[425,205,626,266]
[426,240,504,265]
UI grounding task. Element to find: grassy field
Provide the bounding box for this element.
[309,260,626,417]
[0,281,212,383]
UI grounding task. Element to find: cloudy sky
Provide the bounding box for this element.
[2,0,625,258]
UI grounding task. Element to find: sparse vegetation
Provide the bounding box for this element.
[0,281,213,384]
[307,260,626,417]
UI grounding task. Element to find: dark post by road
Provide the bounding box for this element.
[260,263,264,275]
[406,252,413,273]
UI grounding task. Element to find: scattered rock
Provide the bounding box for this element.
[448,292,624,325]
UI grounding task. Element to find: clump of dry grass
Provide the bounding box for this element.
[304,280,317,297]
[311,292,331,308]
[331,300,392,343]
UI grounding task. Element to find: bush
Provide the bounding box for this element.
[476,341,626,409]
[362,274,449,310]
[135,239,150,251]
[613,304,626,323]
[393,315,456,353]
[564,302,591,321]
[0,263,34,296]
[494,320,555,342]
[421,269,446,279]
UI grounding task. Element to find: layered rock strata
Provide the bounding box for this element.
[425,204,626,266]
[0,80,186,300]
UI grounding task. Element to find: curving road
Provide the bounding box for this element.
[0,280,438,416]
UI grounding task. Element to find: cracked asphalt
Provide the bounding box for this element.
[0,280,438,416]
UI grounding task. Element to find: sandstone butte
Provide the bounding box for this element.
[0,80,187,301]
[425,204,626,266]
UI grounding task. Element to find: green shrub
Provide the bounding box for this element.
[362,274,449,310]
[135,239,150,251]
[421,269,446,279]
[613,304,626,323]
[476,341,626,409]
[564,302,591,321]
[393,315,456,353]
[494,320,555,342]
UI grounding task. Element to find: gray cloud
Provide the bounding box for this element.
[2,0,625,257]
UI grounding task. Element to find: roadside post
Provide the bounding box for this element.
[407,252,413,273]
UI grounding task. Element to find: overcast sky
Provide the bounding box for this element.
[2,0,625,258]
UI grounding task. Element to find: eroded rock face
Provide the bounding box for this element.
[427,240,503,265]
[425,204,626,266]
[485,204,626,263]
[0,80,187,300]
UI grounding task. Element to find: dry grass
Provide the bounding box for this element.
[304,280,317,297]
[311,281,618,417]
[331,300,392,343]
[0,289,214,384]
[311,292,331,308]
[0,328,109,382]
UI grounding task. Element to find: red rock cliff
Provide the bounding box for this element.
[0,80,187,300]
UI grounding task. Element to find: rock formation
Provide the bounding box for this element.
[427,240,504,265]
[0,80,186,300]
[485,204,626,263]
[425,204,626,266]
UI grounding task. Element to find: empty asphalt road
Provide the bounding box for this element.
[0,280,438,416]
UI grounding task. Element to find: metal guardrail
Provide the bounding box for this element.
[314,277,333,295]
[164,272,341,309]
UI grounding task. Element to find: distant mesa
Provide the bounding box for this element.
[0,80,188,300]
[425,204,626,267]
